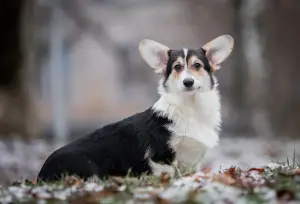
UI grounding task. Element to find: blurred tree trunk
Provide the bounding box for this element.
[232,0,272,137]
[240,0,272,138]
[0,1,39,139]
[264,0,300,138]
[231,0,253,136]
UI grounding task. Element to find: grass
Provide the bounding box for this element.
[0,161,299,204]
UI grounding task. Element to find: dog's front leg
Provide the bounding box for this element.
[148,159,175,177]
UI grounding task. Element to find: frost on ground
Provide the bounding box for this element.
[0,137,299,203]
[0,137,299,184]
[0,164,299,203]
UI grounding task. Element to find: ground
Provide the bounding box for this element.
[0,137,299,203]
[0,162,299,203]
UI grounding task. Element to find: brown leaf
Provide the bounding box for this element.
[64,175,84,187]
[201,167,211,174]
[223,167,239,178]
[248,168,264,173]
[96,187,118,197]
[160,172,171,187]
[210,167,240,186]
[212,174,236,185]
[156,196,171,204]
[111,177,124,186]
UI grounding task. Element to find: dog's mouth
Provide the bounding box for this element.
[185,88,194,92]
[184,87,200,92]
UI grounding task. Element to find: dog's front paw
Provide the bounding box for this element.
[149,159,175,177]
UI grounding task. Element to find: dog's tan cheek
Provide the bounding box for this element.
[190,68,207,77]
[170,69,181,80]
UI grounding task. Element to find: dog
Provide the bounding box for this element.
[37,35,234,182]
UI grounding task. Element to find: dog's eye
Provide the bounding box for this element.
[194,63,201,70]
[174,64,182,71]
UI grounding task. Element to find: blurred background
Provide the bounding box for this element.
[0,0,300,183]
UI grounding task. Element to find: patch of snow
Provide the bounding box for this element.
[84,182,103,192]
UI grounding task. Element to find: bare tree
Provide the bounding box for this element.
[239,0,273,138]
[0,1,40,139]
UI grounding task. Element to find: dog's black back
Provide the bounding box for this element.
[37,108,175,181]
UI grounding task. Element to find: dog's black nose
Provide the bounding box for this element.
[183,78,194,88]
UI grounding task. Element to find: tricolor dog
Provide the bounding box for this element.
[38,35,234,181]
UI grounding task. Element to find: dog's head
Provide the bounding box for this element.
[139,35,233,94]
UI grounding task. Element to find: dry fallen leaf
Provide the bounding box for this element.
[199,166,211,174]
[294,169,300,175]
[64,176,84,187]
[212,174,236,185]
[223,167,240,178]
[111,177,124,186]
[247,168,265,173]
[155,195,171,204]
[160,172,171,187]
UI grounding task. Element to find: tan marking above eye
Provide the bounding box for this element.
[187,56,207,77]
[187,56,204,70]
[170,69,180,79]
[172,57,184,71]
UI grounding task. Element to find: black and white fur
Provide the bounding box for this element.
[37,35,234,182]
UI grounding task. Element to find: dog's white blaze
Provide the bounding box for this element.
[183,48,188,64]
[148,159,175,176]
[179,48,195,87]
[153,81,221,168]
[182,48,189,77]
[179,66,192,82]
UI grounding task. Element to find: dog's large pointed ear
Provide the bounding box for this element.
[139,39,169,74]
[203,35,234,71]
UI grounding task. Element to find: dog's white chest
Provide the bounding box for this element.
[153,90,221,168]
[169,118,219,167]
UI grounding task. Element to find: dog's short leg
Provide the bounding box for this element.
[148,159,175,177]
